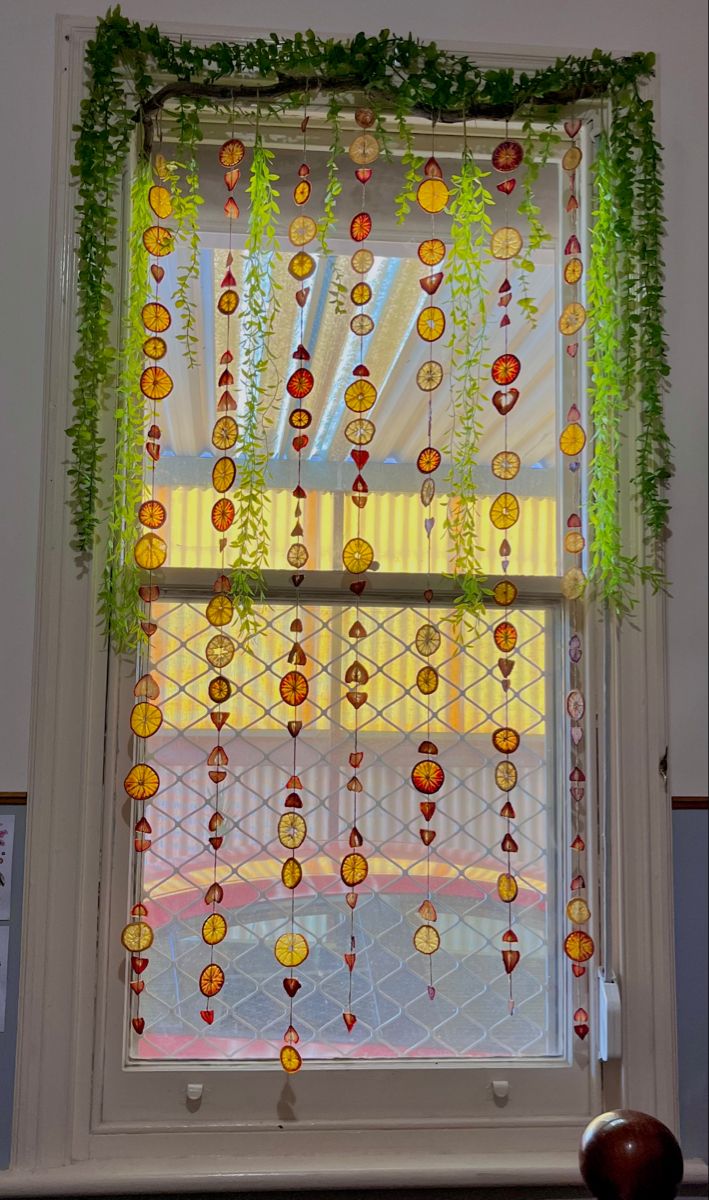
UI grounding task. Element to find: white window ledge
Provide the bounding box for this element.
[0,1155,706,1196]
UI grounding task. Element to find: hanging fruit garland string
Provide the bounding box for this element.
[410,125,450,989]
[198,124,246,1025]
[120,152,176,1039]
[489,131,526,1010]
[276,107,318,1076]
[338,107,381,1039]
[558,118,594,1040]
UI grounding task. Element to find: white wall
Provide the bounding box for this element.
[1,0,706,800]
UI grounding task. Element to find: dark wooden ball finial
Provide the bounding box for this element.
[580,1109,684,1200]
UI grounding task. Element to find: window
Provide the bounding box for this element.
[13,22,677,1183]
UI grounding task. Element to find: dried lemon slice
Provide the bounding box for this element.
[417,666,439,695]
[341,852,368,887]
[491,227,523,260]
[495,761,518,792]
[278,812,307,850]
[348,133,380,165]
[206,633,235,668]
[342,538,374,573]
[417,179,449,213]
[491,450,521,480]
[345,380,377,413]
[274,932,309,967]
[281,858,303,890]
[280,1045,302,1073]
[416,361,444,391]
[559,301,587,336]
[202,913,227,946]
[288,215,317,246]
[351,248,374,274]
[288,252,316,281]
[212,416,238,450]
[121,921,153,952]
[416,306,445,342]
[559,423,587,456]
[490,492,520,530]
[206,594,234,627]
[134,533,167,570]
[415,624,441,656]
[413,924,440,954]
[564,258,583,285]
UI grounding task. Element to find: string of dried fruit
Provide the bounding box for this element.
[276,112,318,1076]
[338,106,382,1038]
[558,118,593,1041]
[488,134,527,1011]
[198,133,247,1024]
[410,134,451,990]
[120,156,176,1039]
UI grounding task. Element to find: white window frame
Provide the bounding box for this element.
[6,17,679,1194]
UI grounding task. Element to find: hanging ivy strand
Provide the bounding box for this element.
[69,10,670,627]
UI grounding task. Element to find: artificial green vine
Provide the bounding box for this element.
[70,10,671,626]
[393,111,424,225]
[445,148,495,630]
[97,156,152,650]
[165,100,204,368]
[512,121,561,327]
[230,134,281,642]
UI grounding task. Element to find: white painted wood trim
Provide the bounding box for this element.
[11,12,677,1177]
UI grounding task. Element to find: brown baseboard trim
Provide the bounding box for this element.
[672,796,709,810]
[0,792,27,805]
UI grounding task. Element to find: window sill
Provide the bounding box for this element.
[0,1155,706,1196]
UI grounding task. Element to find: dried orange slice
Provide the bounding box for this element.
[281,857,303,890]
[142,301,171,333]
[293,180,311,206]
[491,227,523,260]
[212,416,238,450]
[202,913,227,946]
[566,898,591,924]
[289,408,312,430]
[415,623,441,656]
[134,532,167,570]
[209,676,231,704]
[562,145,583,172]
[565,530,585,554]
[206,594,234,628]
[139,499,166,529]
[493,580,518,605]
[211,498,235,532]
[143,226,173,257]
[351,282,372,306]
[412,759,445,794]
[345,418,375,446]
[280,671,308,706]
[351,248,374,274]
[342,537,374,573]
[124,762,160,801]
[274,932,309,967]
[288,251,316,281]
[341,852,368,887]
[416,665,439,695]
[280,1045,302,1073]
[148,185,172,219]
[345,379,377,413]
[563,930,594,962]
[490,492,520,530]
[564,258,583,285]
[288,215,317,246]
[417,447,441,474]
[491,450,521,480]
[495,761,518,792]
[418,238,446,266]
[199,963,225,997]
[492,354,521,386]
[351,313,374,336]
[287,368,314,399]
[416,306,445,342]
[140,366,173,400]
[559,302,586,336]
[219,139,245,167]
[413,924,440,955]
[287,544,308,569]
[212,457,236,493]
[416,361,444,391]
[143,336,167,360]
[559,423,587,456]
[492,727,520,754]
[206,633,235,669]
[217,289,239,315]
[121,921,153,952]
[130,702,162,739]
[348,133,380,165]
[497,873,518,902]
[494,621,518,652]
[278,812,307,850]
[417,178,449,214]
[492,141,523,172]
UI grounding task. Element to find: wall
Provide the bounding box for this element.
[0,0,706,1165]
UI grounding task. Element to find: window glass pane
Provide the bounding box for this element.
[130,599,562,1062]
